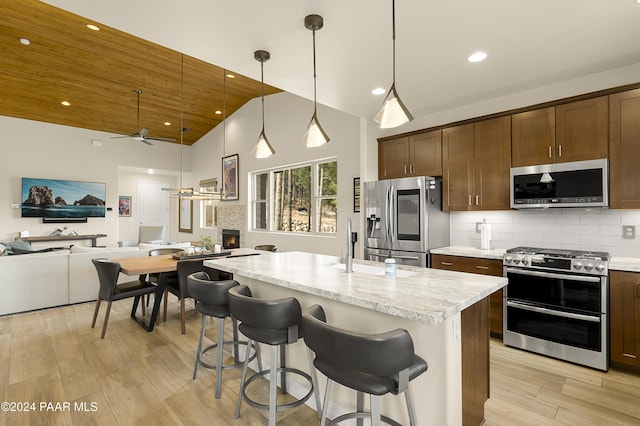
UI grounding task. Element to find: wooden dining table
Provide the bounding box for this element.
[110,248,261,332]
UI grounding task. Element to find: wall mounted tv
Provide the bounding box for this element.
[21,177,106,218]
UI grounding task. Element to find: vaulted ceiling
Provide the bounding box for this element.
[0,0,281,146]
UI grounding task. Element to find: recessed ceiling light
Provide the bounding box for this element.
[86,24,100,31]
[226,73,235,79]
[61,101,71,106]
[214,110,222,115]
[468,52,488,63]
[164,121,171,126]
[19,37,31,46]
[372,88,386,95]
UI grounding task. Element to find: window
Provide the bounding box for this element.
[251,159,337,234]
[199,179,218,229]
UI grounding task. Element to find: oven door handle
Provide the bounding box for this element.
[506,300,601,323]
[504,267,601,283]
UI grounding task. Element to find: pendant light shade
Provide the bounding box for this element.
[252,49,275,159]
[302,14,329,147]
[374,0,413,129]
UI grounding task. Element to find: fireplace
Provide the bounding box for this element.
[222,229,240,249]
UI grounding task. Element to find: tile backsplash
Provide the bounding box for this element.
[451,208,640,257]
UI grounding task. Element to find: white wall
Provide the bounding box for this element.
[191,91,361,256]
[0,116,182,247]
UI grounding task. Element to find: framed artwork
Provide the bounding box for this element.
[179,191,193,233]
[353,177,360,213]
[118,196,132,217]
[222,153,239,200]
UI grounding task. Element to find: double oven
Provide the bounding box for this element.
[503,247,610,371]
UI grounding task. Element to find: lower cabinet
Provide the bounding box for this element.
[432,254,504,338]
[610,271,640,371]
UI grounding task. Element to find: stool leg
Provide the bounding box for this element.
[193,314,207,380]
[356,392,365,426]
[320,378,333,426]
[404,388,418,426]
[214,316,225,399]
[269,344,278,426]
[232,316,240,363]
[370,395,381,426]
[280,343,287,394]
[235,338,254,418]
[306,347,322,417]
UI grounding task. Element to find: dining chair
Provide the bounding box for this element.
[163,259,205,334]
[143,247,183,308]
[91,258,157,339]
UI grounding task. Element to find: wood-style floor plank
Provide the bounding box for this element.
[2,299,640,425]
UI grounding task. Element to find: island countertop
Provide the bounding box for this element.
[205,251,506,325]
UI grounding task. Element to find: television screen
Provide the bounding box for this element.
[21,177,106,218]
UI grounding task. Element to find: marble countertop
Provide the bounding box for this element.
[609,257,640,273]
[205,251,506,326]
[430,246,506,260]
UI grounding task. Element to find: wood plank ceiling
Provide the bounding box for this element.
[0,0,281,146]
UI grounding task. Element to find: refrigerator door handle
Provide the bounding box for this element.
[389,184,395,246]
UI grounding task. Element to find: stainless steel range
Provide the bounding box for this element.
[503,247,610,371]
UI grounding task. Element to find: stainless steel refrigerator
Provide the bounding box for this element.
[363,176,449,267]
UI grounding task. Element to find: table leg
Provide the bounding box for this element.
[131,273,166,332]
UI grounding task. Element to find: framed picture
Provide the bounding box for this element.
[353,177,360,213]
[179,191,193,233]
[222,154,239,200]
[118,196,132,217]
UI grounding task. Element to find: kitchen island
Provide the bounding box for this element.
[205,251,507,425]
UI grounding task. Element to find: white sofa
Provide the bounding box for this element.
[0,242,192,316]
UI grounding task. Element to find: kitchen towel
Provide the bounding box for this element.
[480,223,491,250]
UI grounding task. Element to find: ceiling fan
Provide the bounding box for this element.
[111,89,175,145]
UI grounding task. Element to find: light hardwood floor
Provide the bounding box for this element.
[1,298,639,425]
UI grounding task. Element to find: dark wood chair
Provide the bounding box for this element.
[91,258,157,339]
[163,259,205,334]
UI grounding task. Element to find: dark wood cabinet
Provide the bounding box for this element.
[610,271,640,371]
[431,254,504,338]
[512,98,608,168]
[511,107,556,167]
[461,297,489,426]
[610,88,640,209]
[442,117,511,211]
[378,130,442,179]
[555,96,608,163]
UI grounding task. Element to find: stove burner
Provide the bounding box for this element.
[506,246,610,261]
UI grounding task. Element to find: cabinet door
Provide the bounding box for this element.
[610,271,640,369]
[474,116,511,210]
[555,96,608,163]
[409,130,442,177]
[442,124,474,211]
[378,137,409,179]
[511,107,555,167]
[610,89,640,209]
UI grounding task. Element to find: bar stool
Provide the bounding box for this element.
[186,272,257,399]
[228,284,322,426]
[302,304,428,426]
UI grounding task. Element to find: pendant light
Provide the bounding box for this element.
[302,14,330,148]
[252,50,275,159]
[374,0,414,129]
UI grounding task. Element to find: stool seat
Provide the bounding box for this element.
[187,272,257,399]
[228,284,321,426]
[302,304,428,425]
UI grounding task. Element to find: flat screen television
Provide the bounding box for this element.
[21,177,106,218]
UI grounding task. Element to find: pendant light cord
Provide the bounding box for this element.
[179,54,184,190]
[260,60,266,132]
[312,28,318,115]
[223,69,227,157]
[392,0,396,84]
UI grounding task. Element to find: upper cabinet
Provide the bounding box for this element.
[512,97,608,167]
[378,130,442,179]
[610,88,640,209]
[442,116,511,211]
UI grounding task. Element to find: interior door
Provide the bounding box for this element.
[138,181,170,228]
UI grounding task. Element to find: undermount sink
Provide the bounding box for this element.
[332,262,418,278]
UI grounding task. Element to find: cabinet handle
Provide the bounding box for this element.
[558,145,562,157]
[476,265,489,270]
[404,165,407,174]
[548,146,552,158]
[475,195,480,205]
[441,262,453,266]
[468,196,473,205]
[410,164,414,174]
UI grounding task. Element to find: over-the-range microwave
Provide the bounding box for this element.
[510,158,608,209]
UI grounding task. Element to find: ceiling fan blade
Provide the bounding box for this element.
[146,136,176,143]
[140,138,154,146]
[110,135,132,139]
[139,128,149,137]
